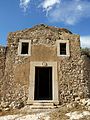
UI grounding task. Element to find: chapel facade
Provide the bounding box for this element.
[0,24,89,108]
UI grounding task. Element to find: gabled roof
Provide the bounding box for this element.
[22,24,72,34]
[9,24,72,35]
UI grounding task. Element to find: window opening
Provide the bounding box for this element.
[60,43,66,55]
[21,42,29,54]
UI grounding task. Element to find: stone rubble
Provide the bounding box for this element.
[66,98,90,109]
[0,112,50,120]
[1,99,90,120]
[66,111,90,120]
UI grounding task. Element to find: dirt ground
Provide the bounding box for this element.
[0,103,90,120]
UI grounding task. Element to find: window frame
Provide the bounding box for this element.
[18,39,31,56]
[57,40,70,57]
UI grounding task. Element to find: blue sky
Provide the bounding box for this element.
[0,0,90,47]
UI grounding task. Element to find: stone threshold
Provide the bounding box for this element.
[29,105,58,109]
[27,100,59,109]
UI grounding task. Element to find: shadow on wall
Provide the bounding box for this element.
[83,55,90,98]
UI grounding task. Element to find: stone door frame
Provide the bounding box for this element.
[27,61,59,105]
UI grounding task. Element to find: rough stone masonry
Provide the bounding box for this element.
[0,24,90,109]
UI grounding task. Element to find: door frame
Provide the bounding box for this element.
[28,61,59,105]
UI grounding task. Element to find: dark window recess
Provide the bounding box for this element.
[21,42,29,54]
[60,43,66,55]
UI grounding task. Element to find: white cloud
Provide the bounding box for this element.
[80,36,90,48]
[19,0,90,25]
[20,0,31,12]
[39,0,61,14]
[45,0,90,25]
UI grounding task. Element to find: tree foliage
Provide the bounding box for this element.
[81,48,90,58]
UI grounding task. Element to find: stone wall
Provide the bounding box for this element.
[82,55,90,98]
[57,37,88,104]
[0,24,90,109]
[0,46,6,101]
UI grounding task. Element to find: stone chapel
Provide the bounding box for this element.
[0,24,90,108]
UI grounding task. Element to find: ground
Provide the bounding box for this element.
[1,99,90,120]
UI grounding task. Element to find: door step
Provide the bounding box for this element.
[27,100,59,109]
[29,105,57,109]
[33,102,54,106]
[28,102,59,109]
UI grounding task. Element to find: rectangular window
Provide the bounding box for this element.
[21,42,29,54]
[60,43,66,55]
[57,40,70,57]
[18,40,31,56]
